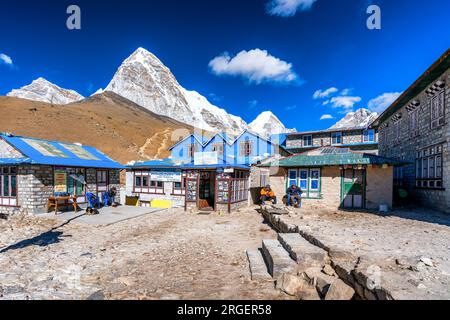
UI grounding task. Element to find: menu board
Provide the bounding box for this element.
[54,171,68,193]
[186,179,198,202]
[216,179,230,203]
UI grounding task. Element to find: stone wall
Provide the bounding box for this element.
[378,68,450,212]
[366,166,393,210]
[286,130,378,150]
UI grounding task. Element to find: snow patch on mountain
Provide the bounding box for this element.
[7,77,84,104]
[330,108,378,129]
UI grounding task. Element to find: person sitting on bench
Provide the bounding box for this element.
[261,185,277,205]
[287,184,303,208]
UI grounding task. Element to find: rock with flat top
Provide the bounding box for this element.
[278,233,329,270]
[261,239,297,278]
[246,250,272,282]
[276,274,311,296]
[325,279,355,300]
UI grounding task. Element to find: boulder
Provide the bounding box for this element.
[276,274,311,296]
[324,279,355,300]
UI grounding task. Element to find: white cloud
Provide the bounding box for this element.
[208,49,298,84]
[266,0,318,17]
[340,88,352,96]
[329,96,361,112]
[248,100,258,108]
[313,87,338,99]
[368,92,402,113]
[0,53,13,66]
[320,114,334,120]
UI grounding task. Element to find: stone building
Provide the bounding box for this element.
[256,147,403,210]
[285,128,378,155]
[371,49,450,212]
[0,133,124,215]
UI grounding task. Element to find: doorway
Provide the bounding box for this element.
[198,171,216,210]
[341,168,366,209]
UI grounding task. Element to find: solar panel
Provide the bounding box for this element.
[22,138,69,158]
[60,143,100,161]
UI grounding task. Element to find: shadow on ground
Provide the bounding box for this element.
[0,214,84,254]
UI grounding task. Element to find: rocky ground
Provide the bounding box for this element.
[0,208,287,300]
[284,205,450,299]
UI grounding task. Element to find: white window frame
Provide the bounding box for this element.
[363,129,376,143]
[303,135,313,147]
[331,132,342,145]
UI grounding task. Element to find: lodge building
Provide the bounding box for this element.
[0,133,124,215]
[371,49,450,212]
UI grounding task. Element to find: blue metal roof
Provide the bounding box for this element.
[0,158,32,165]
[0,134,125,169]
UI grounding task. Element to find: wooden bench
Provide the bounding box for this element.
[47,196,78,214]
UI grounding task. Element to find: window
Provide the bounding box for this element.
[67,168,86,196]
[187,144,198,158]
[310,169,320,191]
[173,179,186,195]
[331,132,342,145]
[134,171,165,194]
[394,167,404,187]
[260,170,269,187]
[0,166,17,206]
[240,141,253,157]
[303,135,312,147]
[363,130,376,143]
[97,170,108,184]
[416,144,443,189]
[409,109,419,137]
[287,168,321,199]
[392,119,402,144]
[212,143,224,156]
[431,90,445,129]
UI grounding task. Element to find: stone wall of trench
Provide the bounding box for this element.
[261,209,394,300]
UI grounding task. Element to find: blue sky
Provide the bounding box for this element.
[1,0,449,131]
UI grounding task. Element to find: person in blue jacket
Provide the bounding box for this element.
[287,184,303,208]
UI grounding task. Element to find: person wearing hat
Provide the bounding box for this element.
[260,185,277,205]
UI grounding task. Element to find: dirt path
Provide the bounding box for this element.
[0,209,284,300]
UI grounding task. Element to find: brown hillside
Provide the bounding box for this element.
[0,92,195,164]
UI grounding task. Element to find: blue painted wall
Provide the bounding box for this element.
[170,131,278,166]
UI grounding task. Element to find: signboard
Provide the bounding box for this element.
[149,170,182,182]
[54,171,68,193]
[194,152,218,166]
[224,168,234,174]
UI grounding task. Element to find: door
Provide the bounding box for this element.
[341,168,366,209]
[199,171,215,209]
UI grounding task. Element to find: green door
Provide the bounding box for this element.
[341,169,366,209]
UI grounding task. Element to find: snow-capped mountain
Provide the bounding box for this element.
[249,111,295,138]
[181,88,248,133]
[7,77,84,105]
[5,47,292,138]
[330,108,378,129]
[105,47,286,136]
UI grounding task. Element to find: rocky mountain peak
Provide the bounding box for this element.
[330,108,378,129]
[7,77,84,105]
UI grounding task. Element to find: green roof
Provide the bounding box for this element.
[260,153,408,168]
[372,49,450,127]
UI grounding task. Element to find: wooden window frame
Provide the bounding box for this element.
[240,141,253,157]
[416,144,444,190]
[187,144,198,158]
[430,90,445,130]
[171,179,186,196]
[0,166,18,207]
[211,143,224,156]
[133,171,165,195]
